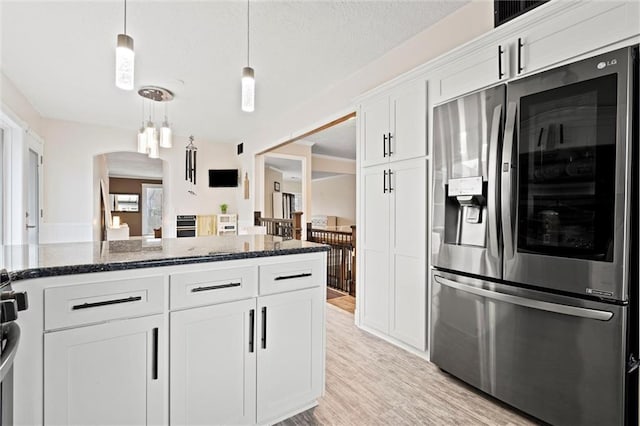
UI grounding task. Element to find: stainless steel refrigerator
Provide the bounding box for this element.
[431,46,638,425]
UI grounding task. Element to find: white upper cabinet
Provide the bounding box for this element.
[436,43,507,104]
[516,1,640,77]
[361,77,427,167]
[436,1,640,104]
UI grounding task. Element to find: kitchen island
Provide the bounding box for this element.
[6,235,329,426]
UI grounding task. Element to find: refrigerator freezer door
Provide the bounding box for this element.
[431,271,627,426]
[432,85,505,279]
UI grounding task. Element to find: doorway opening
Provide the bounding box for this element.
[256,112,357,314]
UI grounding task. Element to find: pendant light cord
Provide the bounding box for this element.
[246,0,250,66]
[123,0,127,34]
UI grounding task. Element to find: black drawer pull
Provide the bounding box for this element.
[72,296,142,310]
[249,309,255,353]
[191,282,241,293]
[151,327,159,380]
[261,307,267,349]
[274,273,312,281]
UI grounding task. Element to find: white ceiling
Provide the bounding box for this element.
[265,156,301,181]
[1,1,467,145]
[304,117,356,160]
[106,151,163,179]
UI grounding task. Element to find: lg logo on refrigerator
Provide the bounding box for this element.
[597,59,617,69]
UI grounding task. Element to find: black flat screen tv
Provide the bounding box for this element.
[209,169,238,187]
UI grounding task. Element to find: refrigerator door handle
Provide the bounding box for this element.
[434,276,613,321]
[487,104,502,259]
[501,101,518,260]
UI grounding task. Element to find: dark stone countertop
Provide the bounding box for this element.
[1,235,329,281]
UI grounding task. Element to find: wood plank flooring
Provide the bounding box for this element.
[326,289,356,314]
[278,304,540,426]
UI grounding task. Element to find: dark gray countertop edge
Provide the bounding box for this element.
[10,246,330,281]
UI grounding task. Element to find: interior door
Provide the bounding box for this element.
[141,183,163,236]
[26,149,39,244]
[503,46,634,300]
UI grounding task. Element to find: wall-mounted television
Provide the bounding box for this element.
[208,169,238,187]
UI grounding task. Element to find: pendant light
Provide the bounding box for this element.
[241,0,255,112]
[137,100,148,154]
[160,103,172,148]
[137,86,174,158]
[115,0,134,90]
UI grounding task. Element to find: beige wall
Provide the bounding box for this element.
[312,154,356,175]
[282,180,302,194]
[264,167,283,217]
[311,174,356,226]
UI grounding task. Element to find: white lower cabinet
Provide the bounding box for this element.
[256,287,324,423]
[44,314,166,426]
[170,298,256,426]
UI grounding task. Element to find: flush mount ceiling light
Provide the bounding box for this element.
[137,86,174,158]
[115,0,134,90]
[241,0,255,112]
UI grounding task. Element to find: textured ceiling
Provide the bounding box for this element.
[305,117,356,159]
[1,1,467,144]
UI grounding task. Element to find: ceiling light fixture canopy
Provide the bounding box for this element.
[137,86,174,158]
[115,0,134,90]
[241,0,255,112]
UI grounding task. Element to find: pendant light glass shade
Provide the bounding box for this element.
[116,34,134,90]
[241,66,255,112]
[145,121,159,158]
[160,121,172,148]
[137,125,147,154]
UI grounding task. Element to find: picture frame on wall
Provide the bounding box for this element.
[274,181,280,192]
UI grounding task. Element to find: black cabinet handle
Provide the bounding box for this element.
[261,307,267,349]
[274,272,312,281]
[498,45,504,79]
[387,133,393,155]
[191,282,241,293]
[151,327,158,380]
[388,169,394,192]
[249,309,255,353]
[383,170,388,193]
[517,38,524,74]
[72,296,142,310]
[383,134,388,157]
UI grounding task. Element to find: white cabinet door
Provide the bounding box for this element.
[256,287,323,424]
[360,164,390,333]
[44,315,165,426]
[391,79,428,161]
[361,95,390,167]
[518,1,640,77]
[389,158,427,350]
[170,298,256,426]
[437,43,505,103]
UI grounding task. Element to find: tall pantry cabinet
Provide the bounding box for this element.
[358,77,428,352]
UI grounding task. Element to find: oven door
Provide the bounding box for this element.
[0,322,20,426]
[502,46,636,301]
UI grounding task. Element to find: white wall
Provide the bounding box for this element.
[40,118,240,242]
[92,154,109,241]
[311,174,356,226]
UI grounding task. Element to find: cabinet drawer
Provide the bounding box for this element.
[259,259,324,295]
[170,266,257,309]
[44,275,165,331]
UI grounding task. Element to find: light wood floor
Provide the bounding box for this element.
[326,290,355,314]
[278,304,540,426]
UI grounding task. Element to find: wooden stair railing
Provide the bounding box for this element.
[307,223,356,297]
[254,211,303,240]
